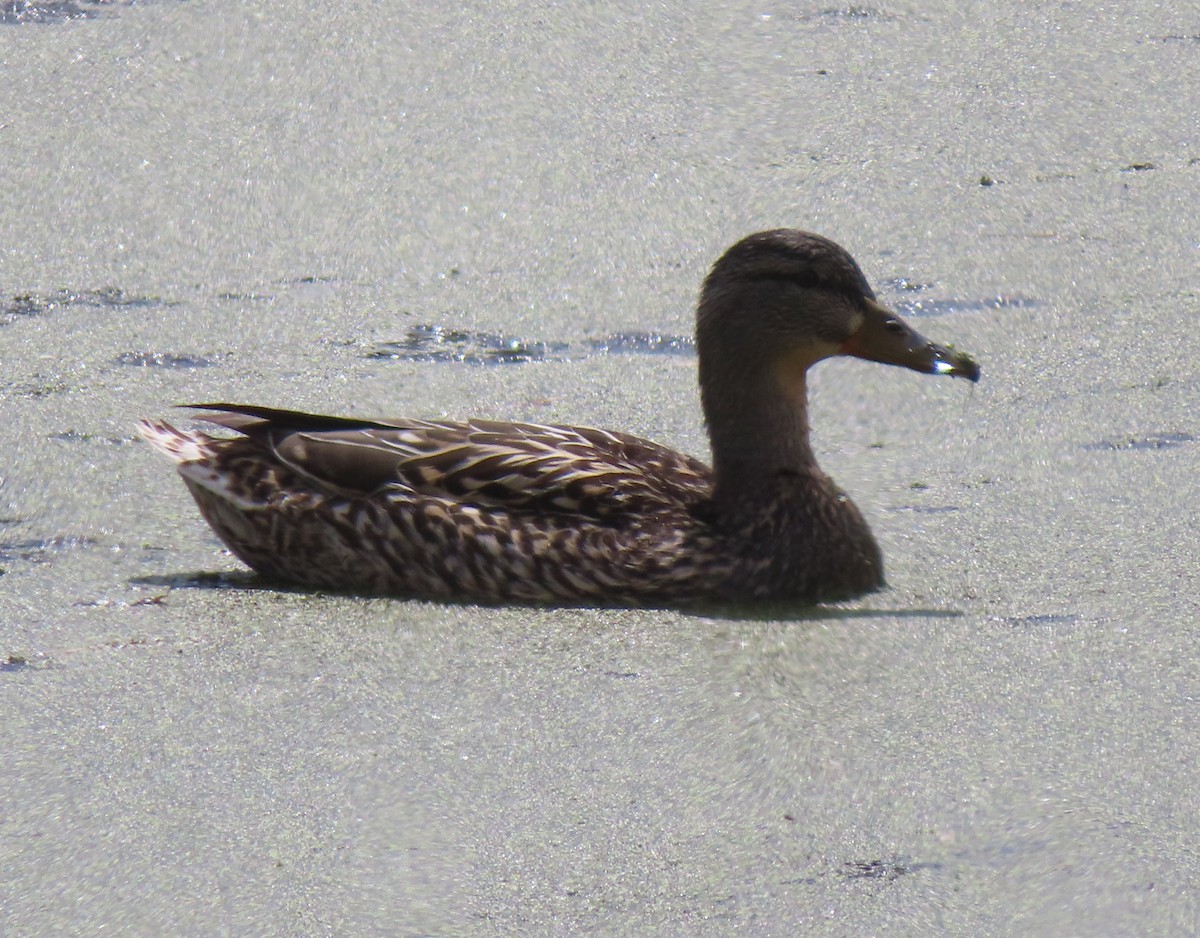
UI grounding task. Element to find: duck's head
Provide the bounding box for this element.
[696,229,981,397]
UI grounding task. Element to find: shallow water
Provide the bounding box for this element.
[2,1,1199,935]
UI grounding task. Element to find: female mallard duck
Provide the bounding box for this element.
[139,229,979,604]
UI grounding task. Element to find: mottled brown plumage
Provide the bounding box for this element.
[139,229,979,605]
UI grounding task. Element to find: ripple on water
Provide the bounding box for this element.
[2,288,173,324]
[1082,432,1195,452]
[112,351,224,369]
[0,535,96,565]
[1,0,178,25]
[368,325,693,366]
[1,0,102,25]
[894,295,1038,317]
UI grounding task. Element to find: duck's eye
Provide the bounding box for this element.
[884,319,907,336]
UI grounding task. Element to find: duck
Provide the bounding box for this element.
[138,229,979,605]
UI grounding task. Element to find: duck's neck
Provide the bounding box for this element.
[702,367,821,519]
[701,366,884,599]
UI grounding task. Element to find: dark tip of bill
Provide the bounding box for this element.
[933,349,981,382]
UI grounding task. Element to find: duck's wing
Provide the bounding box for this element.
[184,404,713,518]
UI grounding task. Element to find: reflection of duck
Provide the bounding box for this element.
[139,230,979,605]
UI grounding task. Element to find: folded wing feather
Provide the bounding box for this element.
[192,405,713,519]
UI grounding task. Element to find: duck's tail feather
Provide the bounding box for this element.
[136,419,218,465]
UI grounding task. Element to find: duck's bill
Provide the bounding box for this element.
[840,299,981,383]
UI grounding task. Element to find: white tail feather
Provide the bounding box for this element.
[137,419,215,464]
